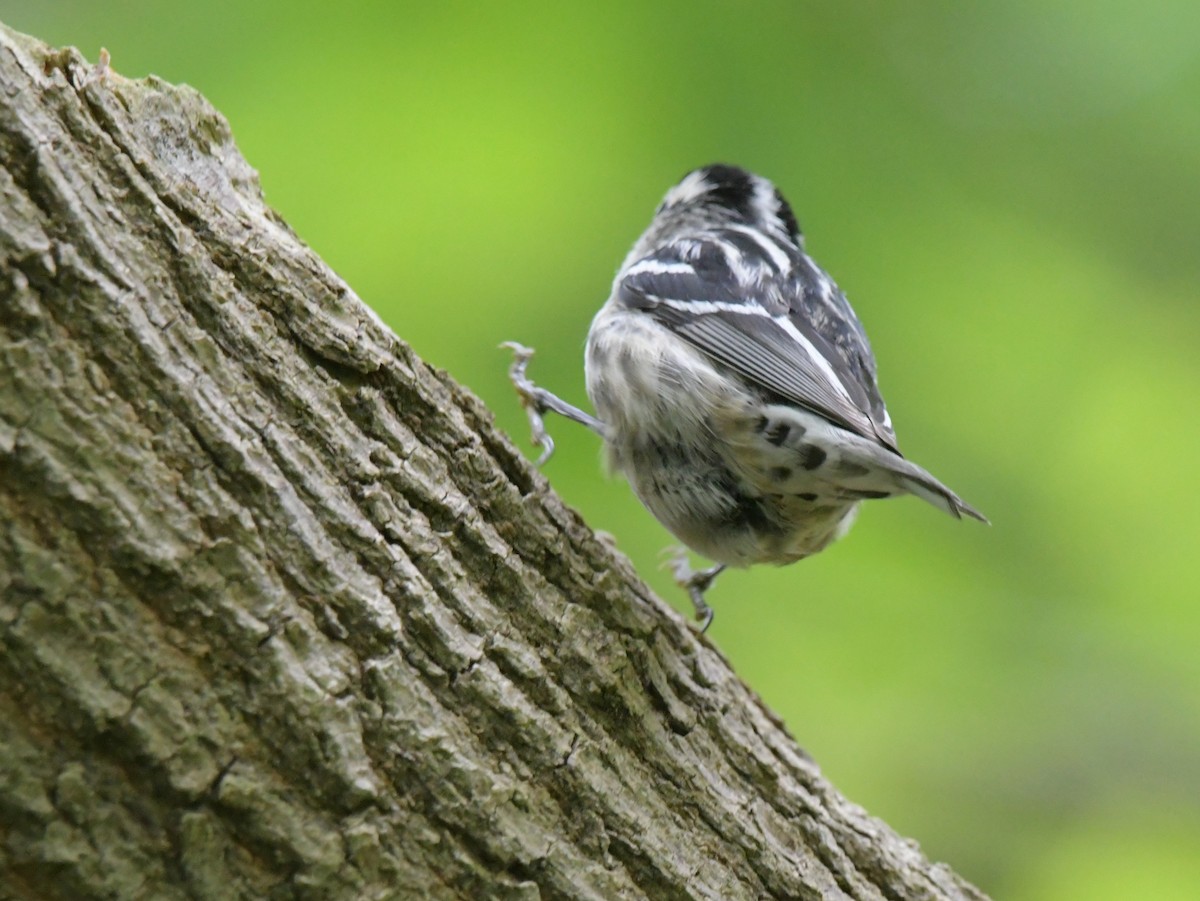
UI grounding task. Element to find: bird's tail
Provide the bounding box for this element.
[887,455,989,524]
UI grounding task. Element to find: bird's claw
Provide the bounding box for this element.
[501,341,556,466]
[662,547,725,633]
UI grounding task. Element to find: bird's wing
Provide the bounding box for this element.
[616,232,898,451]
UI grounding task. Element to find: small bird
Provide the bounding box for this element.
[506,164,985,630]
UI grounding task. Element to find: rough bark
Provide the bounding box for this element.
[0,22,987,901]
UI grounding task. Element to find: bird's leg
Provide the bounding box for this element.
[501,342,606,466]
[502,342,606,464]
[665,547,726,633]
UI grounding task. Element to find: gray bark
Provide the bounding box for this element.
[0,22,987,901]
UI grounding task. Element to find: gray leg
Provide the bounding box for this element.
[665,547,726,633]
[502,342,605,466]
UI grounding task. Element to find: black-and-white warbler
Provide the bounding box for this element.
[506,164,986,630]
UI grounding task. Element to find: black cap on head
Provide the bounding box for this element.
[662,163,802,242]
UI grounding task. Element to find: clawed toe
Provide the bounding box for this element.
[662,547,724,633]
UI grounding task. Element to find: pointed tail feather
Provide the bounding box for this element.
[892,461,989,524]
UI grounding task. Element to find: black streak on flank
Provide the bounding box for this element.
[716,473,780,535]
[728,493,778,534]
[615,350,640,386]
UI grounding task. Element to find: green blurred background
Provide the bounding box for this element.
[7,2,1198,897]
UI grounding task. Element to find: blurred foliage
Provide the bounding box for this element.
[6,2,1198,897]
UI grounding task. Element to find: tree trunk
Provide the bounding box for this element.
[0,22,986,901]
